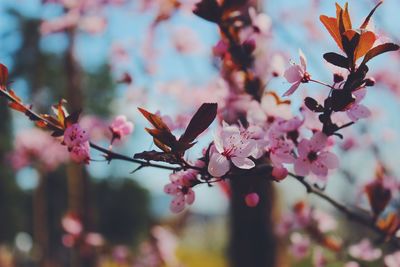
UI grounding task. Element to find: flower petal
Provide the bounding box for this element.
[310,132,328,151]
[347,104,371,122]
[231,156,255,169]
[318,151,339,169]
[208,153,230,177]
[310,160,328,177]
[283,82,301,97]
[185,189,195,205]
[294,158,311,176]
[284,65,303,83]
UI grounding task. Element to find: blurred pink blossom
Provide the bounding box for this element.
[348,238,382,261]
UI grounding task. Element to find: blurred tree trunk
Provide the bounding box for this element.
[228,1,277,266]
[65,27,94,267]
[229,174,276,267]
[0,99,22,242]
[33,173,53,267]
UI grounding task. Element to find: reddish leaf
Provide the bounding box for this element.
[138,107,171,132]
[377,212,400,236]
[320,15,343,51]
[360,1,383,29]
[8,90,27,113]
[0,63,8,90]
[138,107,178,152]
[354,31,376,60]
[179,103,217,145]
[365,180,391,217]
[362,43,400,65]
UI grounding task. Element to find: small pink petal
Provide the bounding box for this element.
[284,65,303,83]
[231,156,255,169]
[245,193,259,207]
[186,190,195,205]
[208,153,230,177]
[294,158,311,176]
[282,82,301,97]
[347,104,371,121]
[318,152,339,169]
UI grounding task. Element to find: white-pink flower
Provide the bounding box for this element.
[289,233,310,260]
[208,123,256,177]
[348,238,382,261]
[110,115,134,142]
[346,89,371,122]
[164,170,197,213]
[283,49,310,97]
[294,132,339,177]
[384,251,400,267]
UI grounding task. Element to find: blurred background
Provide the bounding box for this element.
[1,0,400,266]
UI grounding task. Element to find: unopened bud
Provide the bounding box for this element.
[333,73,344,83]
[245,193,259,207]
[364,77,375,87]
[243,39,256,54]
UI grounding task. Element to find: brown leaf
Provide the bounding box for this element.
[0,63,8,90]
[179,103,217,146]
[134,150,180,164]
[365,180,391,217]
[323,52,349,69]
[360,1,383,29]
[362,43,400,65]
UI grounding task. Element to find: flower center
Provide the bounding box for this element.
[301,72,311,83]
[307,151,318,162]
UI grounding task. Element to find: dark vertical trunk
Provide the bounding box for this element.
[227,1,277,265]
[33,174,52,267]
[64,27,94,267]
[229,174,276,267]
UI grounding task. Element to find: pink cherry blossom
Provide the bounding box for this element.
[283,49,310,97]
[384,251,400,267]
[267,128,295,167]
[63,123,91,164]
[313,248,327,267]
[289,233,310,260]
[9,128,69,171]
[62,213,83,236]
[294,132,339,177]
[245,193,259,207]
[110,115,134,142]
[63,123,89,149]
[249,7,271,36]
[346,89,371,121]
[70,142,90,164]
[208,123,256,177]
[348,238,382,261]
[164,170,198,213]
[344,262,360,267]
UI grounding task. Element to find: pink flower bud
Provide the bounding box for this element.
[272,166,288,181]
[245,192,259,207]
